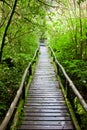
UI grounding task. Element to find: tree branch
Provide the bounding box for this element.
[37,0,59,8]
[0,0,18,62]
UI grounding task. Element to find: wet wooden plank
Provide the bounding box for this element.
[24,112,70,117]
[27,96,63,98]
[30,91,61,95]
[30,88,59,90]
[24,116,71,121]
[25,103,67,107]
[21,120,73,125]
[26,99,65,102]
[27,97,64,99]
[24,105,68,110]
[27,101,65,104]
[28,93,62,96]
[26,97,65,100]
[29,90,61,92]
[18,125,75,130]
[24,109,68,113]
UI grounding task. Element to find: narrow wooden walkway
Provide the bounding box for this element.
[18,45,75,130]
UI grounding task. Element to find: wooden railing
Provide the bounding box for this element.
[49,46,87,112]
[0,47,39,130]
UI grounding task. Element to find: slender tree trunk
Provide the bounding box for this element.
[79,3,83,59]
[73,0,78,59]
[0,0,17,62]
[74,26,78,58]
[85,3,87,59]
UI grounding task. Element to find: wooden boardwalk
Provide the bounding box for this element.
[18,45,75,130]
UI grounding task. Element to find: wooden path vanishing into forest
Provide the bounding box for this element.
[18,45,75,130]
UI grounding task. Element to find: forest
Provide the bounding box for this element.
[0,0,87,129]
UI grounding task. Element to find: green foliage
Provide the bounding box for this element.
[47,2,87,127]
[77,0,86,5]
[74,97,87,130]
[0,64,21,118]
[0,0,45,123]
[0,30,39,120]
[63,60,87,93]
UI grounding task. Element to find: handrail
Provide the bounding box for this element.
[49,45,87,112]
[0,47,39,130]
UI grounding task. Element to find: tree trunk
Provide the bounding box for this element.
[0,0,18,62]
[79,3,83,59]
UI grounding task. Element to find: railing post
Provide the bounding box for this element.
[65,79,69,98]
[29,64,32,76]
[22,82,25,100]
[51,51,52,57]
[36,49,39,57]
[56,63,59,75]
[26,75,29,84]
[53,56,55,62]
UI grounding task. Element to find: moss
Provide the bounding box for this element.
[10,53,39,130]
[10,100,24,130]
[57,76,81,130]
